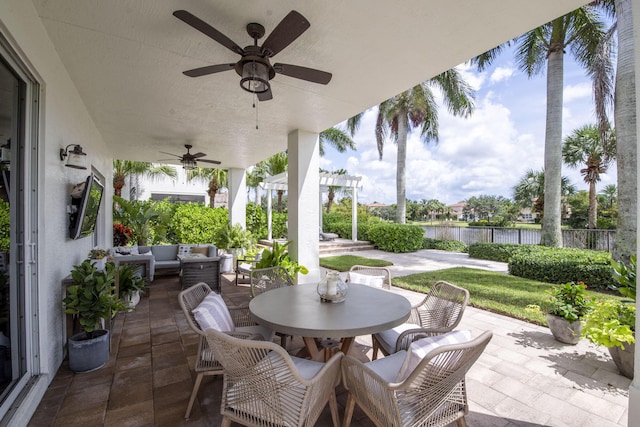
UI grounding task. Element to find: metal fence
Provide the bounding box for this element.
[422,225,616,252]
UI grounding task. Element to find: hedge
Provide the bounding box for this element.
[423,238,468,253]
[468,243,532,263]
[367,223,424,253]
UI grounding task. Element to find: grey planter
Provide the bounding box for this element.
[608,343,635,379]
[546,314,582,345]
[68,329,110,373]
[219,253,233,273]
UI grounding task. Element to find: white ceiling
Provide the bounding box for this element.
[32,0,588,169]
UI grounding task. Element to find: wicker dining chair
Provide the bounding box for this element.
[342,331,492,427]
[250,266,295,347]
[180,257,221,292]
[178,283,273,420]
[205,328,344,427]
[347,265,392,290]
[371,280,470,360]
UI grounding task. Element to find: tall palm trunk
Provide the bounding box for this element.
[277,190,284,212]
[541,36,564,247]
[395,110,409,224]
[613,0,637,263]
[113,175,125,197]
[208,181,219,208]
[588,180,598,229]
[327,189,335,213]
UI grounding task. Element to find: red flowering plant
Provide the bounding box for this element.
[113,222,133,247]
[545,281,590,322]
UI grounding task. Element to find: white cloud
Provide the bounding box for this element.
[564,82,592,103]
[490,66,514,84]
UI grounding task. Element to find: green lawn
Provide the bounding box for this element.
[391,267,623,326]
[320,255,393,272]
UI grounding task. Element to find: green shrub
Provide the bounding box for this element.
[170,203,228,244]
[423,238,468,253]
[367,223,424,253]
[508,247,613,290]
[468,243,532,262]
[0,199,9,252]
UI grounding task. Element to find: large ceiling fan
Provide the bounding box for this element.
[159,144,221,170]
[173,9,332,101]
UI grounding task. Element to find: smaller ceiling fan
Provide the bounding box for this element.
[159,144,221,169]
[173,9,332,101]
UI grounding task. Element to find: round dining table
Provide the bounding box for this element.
[249,283,411,360]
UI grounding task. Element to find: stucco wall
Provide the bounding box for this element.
[0,0,113,420]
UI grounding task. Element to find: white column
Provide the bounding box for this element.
[267,188,273,240]
[228,168,246,228]
[630,1,640,423]
[352,183,358,241]
[287,130,320,284]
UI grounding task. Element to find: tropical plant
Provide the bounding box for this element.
[186,167,228,208]
[473,5,607,247]
[255,240,309,278]
[512,169,576,220]
[113,196,161,245]
[246,163,266,205]
[319,126,356,156]
[263,151,288,212]
[543,281,591,321]
[562,124,616,229]
[321,168,349,213]
[582,299,635,349]
[113,223,133,247]
[117,264,146,299]
[598,184,618,210]
[610,255,636,300]
[112,160,176,198]
[0,199,9,252]
[213,223,255,252]
[63,260,126,337]
[351,69,474,224]
[88,248,110,260]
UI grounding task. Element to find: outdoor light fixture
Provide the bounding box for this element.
[240,60,270,94]
[182,158,197,170]
[59,144,88,170]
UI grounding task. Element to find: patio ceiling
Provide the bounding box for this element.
[32,0,588,170]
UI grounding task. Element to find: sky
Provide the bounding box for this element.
[319,46,618,207]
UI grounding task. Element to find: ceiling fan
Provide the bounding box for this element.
[173,9,332,101]
[159,144,221,170]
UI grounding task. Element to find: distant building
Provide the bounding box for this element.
[448,201,467,220]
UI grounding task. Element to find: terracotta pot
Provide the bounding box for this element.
[608,343,635,379]
[546,313,582,345]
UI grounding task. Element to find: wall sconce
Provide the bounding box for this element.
[60,144,87,170]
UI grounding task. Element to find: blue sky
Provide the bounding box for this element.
[319,46,618,206]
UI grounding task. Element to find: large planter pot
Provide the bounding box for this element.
[219,253,233,273]
[608,343,635,379]
[68,329,110,373]
[546,314,582,345]
[123,290,141,311]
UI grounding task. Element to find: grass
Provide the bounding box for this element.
[392,267,623,326]
[320,255,393,272]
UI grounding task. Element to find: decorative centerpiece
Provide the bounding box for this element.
[317,271,347,303]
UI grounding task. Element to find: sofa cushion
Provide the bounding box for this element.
[178,244,193,256]
[155,260,180,270]
[151,245,178,262]
[191,246,209,256]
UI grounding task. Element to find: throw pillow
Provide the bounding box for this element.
[348,271,385,288]
[192,293,234,332]
[397,330,472,381]
[191,246,209,256]
[178,244,193,256]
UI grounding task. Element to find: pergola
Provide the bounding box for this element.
[260,172,363,241]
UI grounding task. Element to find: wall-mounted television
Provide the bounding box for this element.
[69,174,105,240]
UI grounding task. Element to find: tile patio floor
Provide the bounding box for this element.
[28,255,631,426]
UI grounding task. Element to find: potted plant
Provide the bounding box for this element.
[581,256,636,379]
[117,264,146,311]
[214,223,255,273]
[63,259,126,372]
[88,248,110,271]
[255,240,309,279]
[528,281,590,344]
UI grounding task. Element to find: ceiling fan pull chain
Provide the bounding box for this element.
[254,93,259,130]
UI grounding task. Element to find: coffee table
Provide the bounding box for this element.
[249,283,411,360]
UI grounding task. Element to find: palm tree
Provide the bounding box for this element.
[186,168,228,208]
[319,127,356,156]
[598,184,617,210]
[321,168,348,213]
[473,6,606,246]
[425,199,446,224]
[113,160,177,198]
[263,152,288,212]
[562,124,615,229]
[513,169,576,222]
[354,69,474,224]
[246,162,266,205]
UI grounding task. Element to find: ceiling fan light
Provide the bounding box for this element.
[182,159,197,170]
[240,61,270,94]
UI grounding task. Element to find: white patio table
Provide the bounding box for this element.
[249,283,411,361]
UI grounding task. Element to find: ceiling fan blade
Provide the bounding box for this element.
[257,87,273,101]
[173,10,244,55]
[158,151,181,158]
[191,152,207,158]
[273,63,332,84]
[183,63,235,77]
[197,159,222,165]
[261,10,310,57]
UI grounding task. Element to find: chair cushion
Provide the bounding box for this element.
[151,245,178,261]
[398,330,472,381]
[192,293,234,332]
[236,325,275,342]
[349,272,385,287]
[375,322,421,354]
[364,350,407,383]
[259,351,324,380]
